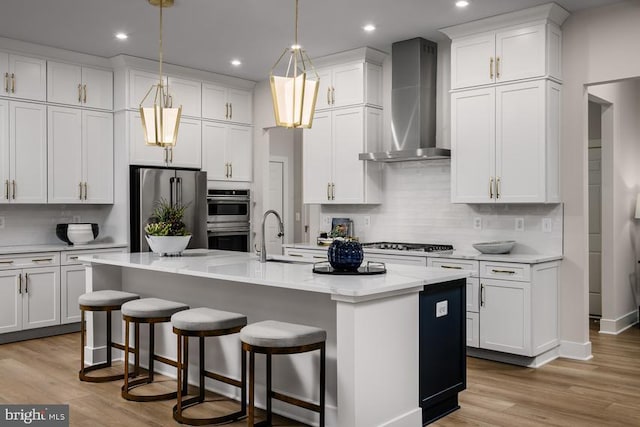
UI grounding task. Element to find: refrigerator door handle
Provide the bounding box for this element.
[169,177,176,206]
[176,177,183,206]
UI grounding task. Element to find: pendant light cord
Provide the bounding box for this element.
[294,0,298,47]
[159,1,163,87]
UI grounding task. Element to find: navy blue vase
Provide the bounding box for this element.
[328,240,364,271]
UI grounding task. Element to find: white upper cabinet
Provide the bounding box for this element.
[202,121,252,182]
[303,106,381,204]
[0,100,8,204]
[171,117,201,169]
[129,110,166,167]
[451,80,560,204]
[314,62,382,111]
[202,83,252,125]
[442,3,568,90]
[47,61,113,110]
[0,53,46,101]
[129,69,163,109]
[48,107,113,204]
[167,76,201,118]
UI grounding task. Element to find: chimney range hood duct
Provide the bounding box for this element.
[359,37,450,162]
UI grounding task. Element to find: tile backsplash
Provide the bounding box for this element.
[0,205,114,246]
[312,160,563,254]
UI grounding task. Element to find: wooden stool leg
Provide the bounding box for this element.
[320,343,326,427]
[248,349,255,425]
[79,309,86,378]
[148,323,155,382]
[199,336,206,402]
[266,353,272,425]
[241,345,247,416]
[122,319,130,395]
[106,310,112,366]
[183,335,189,395]
[176,331,183,417]
[134,322,140,376]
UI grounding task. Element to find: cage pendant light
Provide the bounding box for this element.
[140,0,182,147]
[270,0,319,129]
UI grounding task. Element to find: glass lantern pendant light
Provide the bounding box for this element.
[140,0,182,147]
[270,0,319,129]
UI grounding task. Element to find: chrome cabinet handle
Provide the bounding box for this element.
[489,58,494,80]
[4,72,8,93]
[496,177,501,199]
[327,88,331,105]
[440,265,462,270]
[12,180,15,199]
[331,87,335,105]
[327,183,330,200]
[489,177,494,199]
[0,260,14,265]
[78,84,82,103]
[331,183,335,200]
[225,103,229,119]
[24,273,28,293]
[491,269,516,274]
[169,148,173,163]
[229,103,232,120]
[225,163,230,178]
[480,284,485,307]
[11,73,15,93]
[84,182,88,200]
[496,57,501,79]
[83,84,87,103]
[32,258,53,263]
[229,163,232,178]
[164,148,168,163]
[4,180,8,200]
[69,256,79,260]
[289,253,304,258]
[79,182,83,200]
[18,273,21,294]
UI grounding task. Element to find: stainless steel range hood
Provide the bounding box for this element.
[359,37,450,162]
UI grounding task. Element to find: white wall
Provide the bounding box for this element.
[561,0,640,357]
[589,80,640,333]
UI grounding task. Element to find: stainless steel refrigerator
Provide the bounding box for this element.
[130,166,208,252]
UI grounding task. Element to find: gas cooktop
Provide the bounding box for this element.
[361,242,454,253]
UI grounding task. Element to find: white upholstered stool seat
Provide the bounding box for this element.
[240,320,327,348]
[122,297,189,319]
[79,290,140,307]
[171,307,247,332]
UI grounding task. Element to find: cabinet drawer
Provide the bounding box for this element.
[61,247,127,265]
[364,254,426,266]
[284,248,328,261]
[0,252,60,270]
[480,261,530,281]
[466,312,479,348]
[428,258,479,276]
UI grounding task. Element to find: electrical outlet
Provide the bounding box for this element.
[72,216,81,223]
[363,216,371,227]
[515,218,525,232]
[0,216,5,229]
[295,212,301,221]
[436,300,448,318]
[473,217,482,230]
[542,218,553,233]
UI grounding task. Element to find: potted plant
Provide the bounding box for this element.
[144,198,191,256]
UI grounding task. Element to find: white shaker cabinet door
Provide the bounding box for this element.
[202,83,228,121]
[202,121,228,180]
[129,111,166,166]
[303,111,332,203]
[332,63,364,108]
[47,61,83,106]
[495,81,546,203]
[479,279,531,356]
[10,102,47,203]
[0,100,8,204]
[83,110,114,203]
[0,270,22,334]
[332,107,364,203]
[82,67,113,110]
[171,118,201,169]
[226,125,252,181]
[61,265,85,324]
[9,54,46,101]
[167,76,201,118]
[495,24,546,84]
[314,67,333,110]
[22,266,60,330]
[227,88,252,125]
[451,88,495,203]
[0,53,8,96]
[48,106,83,204]
[129,69,163,109]
[451,34,495,89]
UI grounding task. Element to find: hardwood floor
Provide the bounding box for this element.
[0,319,638,426]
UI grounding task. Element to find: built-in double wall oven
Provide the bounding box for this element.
[207,189,250,252]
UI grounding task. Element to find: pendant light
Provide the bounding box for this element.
[140,0,182,147]
[270,0,319,129]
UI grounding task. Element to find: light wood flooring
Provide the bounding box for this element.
[0,319,638,426]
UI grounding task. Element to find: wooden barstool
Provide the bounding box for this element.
[121,297,189,402]
[171,307,248,425]
[240,320,326,427]
[78,290,140,382]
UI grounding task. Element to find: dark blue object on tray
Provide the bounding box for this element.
[328,239,364,271]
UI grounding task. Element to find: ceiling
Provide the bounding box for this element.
[0,0,622,81]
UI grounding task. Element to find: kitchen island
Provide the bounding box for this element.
[79,250,469,427]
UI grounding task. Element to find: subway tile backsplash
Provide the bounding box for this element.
[313,160,563,254]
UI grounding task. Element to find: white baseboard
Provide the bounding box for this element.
[83,345,106,365]
[559,340,593,360]
[599,310,639,335]
[467,346,559,368]
[379,408,422,427]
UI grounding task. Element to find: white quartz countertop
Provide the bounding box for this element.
[283,244,563,263]
[0,242,128,255]
[79,249,470,300]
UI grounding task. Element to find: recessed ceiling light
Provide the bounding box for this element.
[115,32,128,40]
[231,59,242,66]
[363,24,376,32]
[455,1,470,8]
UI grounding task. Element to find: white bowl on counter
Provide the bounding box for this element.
[67,224,98,245]
[472,240,516,254]
[145,235,191,256]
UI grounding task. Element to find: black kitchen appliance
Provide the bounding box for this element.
[206,189,250,252]
[361,242,454,252]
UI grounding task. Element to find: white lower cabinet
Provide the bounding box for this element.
[0,270,21,333]
[61,265,85,324]
[22,266,60,330]
[466,312,480,348]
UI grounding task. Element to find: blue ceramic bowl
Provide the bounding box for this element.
[328,240,364,271]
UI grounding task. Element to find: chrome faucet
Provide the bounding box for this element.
[259,209,284,262]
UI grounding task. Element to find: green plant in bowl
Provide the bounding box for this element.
[144,198,190,236]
